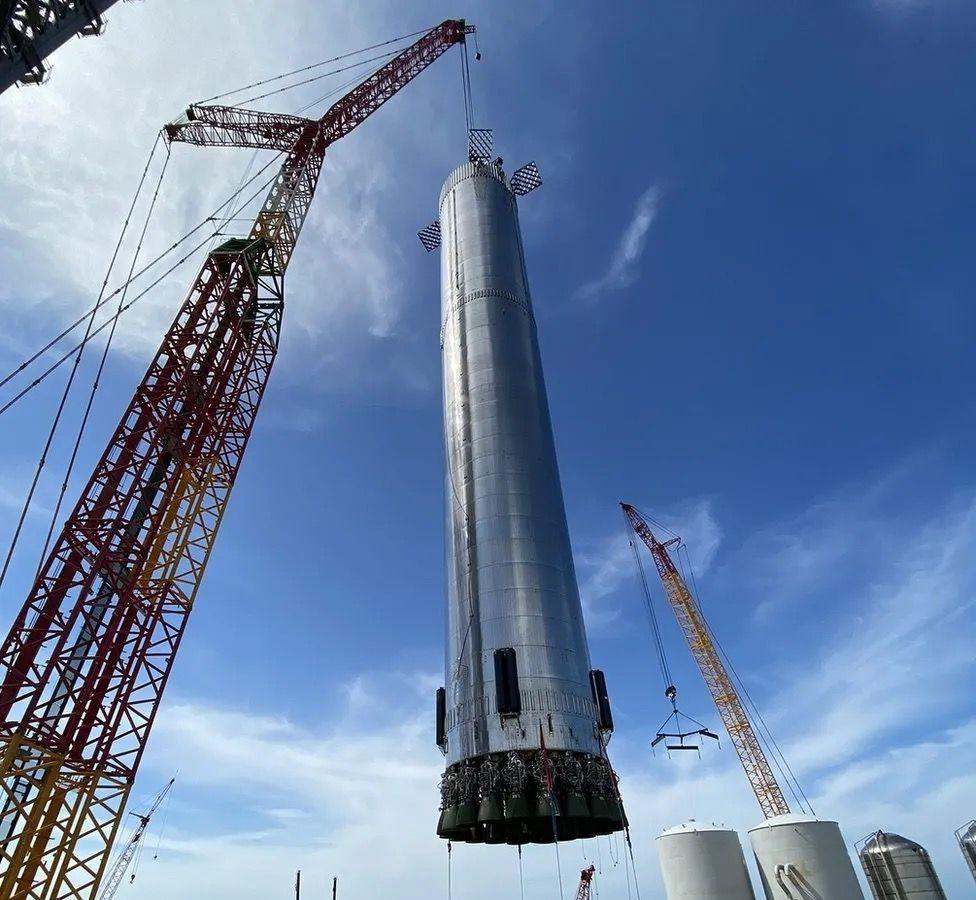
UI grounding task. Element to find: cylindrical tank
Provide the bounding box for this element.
[749,814,863,899]
[434,160,623,845]
[957,820,976,884]
[859,831,947,899]
[657,821,756,900]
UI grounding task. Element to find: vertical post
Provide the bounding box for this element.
[332,875,337,899]
[294,869,300,899]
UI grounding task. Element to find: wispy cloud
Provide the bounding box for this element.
[0,1,444,392]
[577,497,721,631]
[576,184,660,302]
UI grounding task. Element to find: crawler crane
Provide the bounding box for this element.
[621,503,791,818]
[0,21,472,899]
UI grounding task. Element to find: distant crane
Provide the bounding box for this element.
[575,865,596,900]
[621,503,791,819]
[98,779,173,900]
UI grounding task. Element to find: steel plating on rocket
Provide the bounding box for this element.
[427,142,626,844]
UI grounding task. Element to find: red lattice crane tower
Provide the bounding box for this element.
[0,20,471,899]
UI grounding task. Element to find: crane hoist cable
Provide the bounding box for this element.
[0,149,287,403]
[626,514,673,690]
[0,35,438,409]
[196,25,437,106]
[0,133,170,593]
[623,509,718,754]
[622,502,808,819]
[34,143,173,577]
[0,22,473,899]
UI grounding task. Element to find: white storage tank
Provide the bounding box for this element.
[656,821,756,900]
[859,831,947,899]
[957,820,976,884]
[749,813,863,899]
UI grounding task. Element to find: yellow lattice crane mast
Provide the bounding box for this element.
[621,503,790,819]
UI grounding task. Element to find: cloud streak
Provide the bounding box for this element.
[576,184,660,301]
[576,497,721,631]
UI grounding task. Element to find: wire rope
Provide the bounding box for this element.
[34,144,172,577]
[680,545,813,814]
[0,150,286,411]
[517,845,525,900]
[625,831,642,900]
[233,48,404,108]
[552,833,565,900]
[446,841,452,900]
[0,133,165,593]
[459,44,471,133]
[630,532,673,690]
[195,26,434,105]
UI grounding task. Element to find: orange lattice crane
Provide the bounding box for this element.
[621,503,790,819]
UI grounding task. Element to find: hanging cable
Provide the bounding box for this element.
[623,840,634,900]
[459,43,471,133]
[34,144,172,576]
[195,26,435,105]
[0,145,285,398]
[446,841,452,900]
[0,133,165,593]
[463,40,475,126]
[0,154,286,417]
[234,49,405,108]
[625,830,642,900]
[152,777,174,861]
[517,845,525,900]
[680,546,813,814]
[624,514,673,691]
[552,835,565,900]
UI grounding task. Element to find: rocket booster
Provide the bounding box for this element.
[432,155,626,845]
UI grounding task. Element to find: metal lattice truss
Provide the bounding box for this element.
[623,505,791,819]
[0,20,472,898]
[417,220,441,252]
[0,0,123,94]
[510,161,542,196]
[468,128,493,164]
[0,243,283,899]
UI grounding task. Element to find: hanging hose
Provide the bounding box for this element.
[446,841,452,900]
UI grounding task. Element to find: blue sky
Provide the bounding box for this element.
[1,0,974,897]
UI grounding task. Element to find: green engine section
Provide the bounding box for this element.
[437,749,626,845]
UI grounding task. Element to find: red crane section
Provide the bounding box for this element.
[0,21,470,899]
[575,865,596,900]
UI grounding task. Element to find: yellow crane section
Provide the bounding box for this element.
[621,503,790,819]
